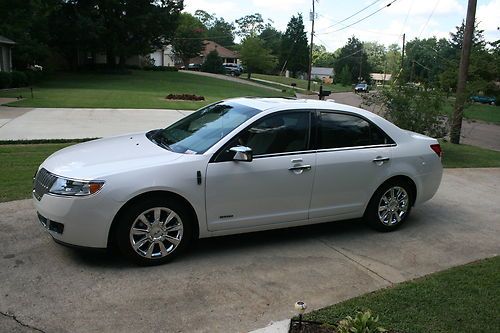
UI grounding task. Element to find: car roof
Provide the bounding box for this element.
[224,97,372,116]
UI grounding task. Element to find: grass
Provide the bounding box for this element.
[250,73,352,93]
[0,70,290,110]
[0,143,74,202]
[304,256,500,333]
[440,140,500,168]
[1,139,499,203]
[443,101,500,124]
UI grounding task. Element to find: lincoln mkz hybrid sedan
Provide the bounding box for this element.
[33,98,443,265]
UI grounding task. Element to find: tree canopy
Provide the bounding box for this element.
[279,14,309,76]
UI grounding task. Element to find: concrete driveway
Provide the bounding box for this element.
[1,168,499,332]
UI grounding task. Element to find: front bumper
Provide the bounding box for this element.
[33,192,122,248]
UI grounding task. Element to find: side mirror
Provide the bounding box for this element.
[229,146,253,162]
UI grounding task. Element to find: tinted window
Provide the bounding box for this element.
[318,112,392,149]
[240,112,310,155]
[215,111,310,161]
[318,113,369,148]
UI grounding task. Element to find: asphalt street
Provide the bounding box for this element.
[1,168,499,332]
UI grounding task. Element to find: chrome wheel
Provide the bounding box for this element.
[129,207,184,259]
[377,186,409,226]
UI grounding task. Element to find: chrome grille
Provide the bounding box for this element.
[33,168,57,201]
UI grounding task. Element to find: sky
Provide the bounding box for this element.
[184,0,500,51]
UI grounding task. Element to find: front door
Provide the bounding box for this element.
[205,111,315,231]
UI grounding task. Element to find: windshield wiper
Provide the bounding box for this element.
[152,130,172,151]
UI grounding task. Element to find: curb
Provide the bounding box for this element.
[248,319,290,333]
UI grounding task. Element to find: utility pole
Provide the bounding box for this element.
[307,0,315,91]
[450,0,477,144]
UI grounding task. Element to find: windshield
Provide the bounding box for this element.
[152,101,261,154]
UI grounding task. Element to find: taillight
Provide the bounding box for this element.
[430,144,442,158]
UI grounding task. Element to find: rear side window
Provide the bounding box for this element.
[318,112,393,149]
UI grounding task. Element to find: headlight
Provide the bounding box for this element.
[49,177,105,196]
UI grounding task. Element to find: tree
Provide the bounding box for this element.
[201,50,224,74]
[172,13,206,67]
[363,42,386,73]
[312,44,335,67]
[235,13,265,38]
[259,25,282,73]
[240,37,276,79]
[385,43,401,77]
[0,0,55,69]
[338,66,351,85]
[48,0,183,68]
[195,10,235,46]
[334,36,371,84]
[279,14,309,76]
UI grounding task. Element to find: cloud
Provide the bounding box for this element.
[477,0,500,32]
[251,0,308,9]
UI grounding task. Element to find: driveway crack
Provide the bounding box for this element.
[316,238,394,285]
[1,311,46,333]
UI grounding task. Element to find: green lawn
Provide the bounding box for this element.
[0,71,289,110]
[441,140,500,168]
[443,101,500,124]
[304,256,500,333]
[0,142,75,202]
[251,73,352,93]
[1,139,499,203]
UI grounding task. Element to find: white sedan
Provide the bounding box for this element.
[33,98,443,265]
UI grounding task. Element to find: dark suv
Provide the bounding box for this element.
[223,63,243,76]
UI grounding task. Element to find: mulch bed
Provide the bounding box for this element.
[165,93,205,101]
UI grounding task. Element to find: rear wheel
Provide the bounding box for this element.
[115,197,193,265]
[365,181,413,231]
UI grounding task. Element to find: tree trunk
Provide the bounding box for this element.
[450,0,477,144]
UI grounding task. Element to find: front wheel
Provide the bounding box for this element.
[364,181,413,231]
[115,197,193,265]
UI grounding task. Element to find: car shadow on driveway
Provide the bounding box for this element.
[62,217,406,267]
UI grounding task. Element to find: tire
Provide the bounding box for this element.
[115,197,193,265]
[364,180,413,232]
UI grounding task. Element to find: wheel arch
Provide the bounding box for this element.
[368,175,417,211]
[107,190,200,248]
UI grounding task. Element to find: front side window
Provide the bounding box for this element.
[239,111,310,156]
[151,101,261,154]
[318,112,393,149]
[215,111,310,161]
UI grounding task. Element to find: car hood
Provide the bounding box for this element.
[41,133,182,180]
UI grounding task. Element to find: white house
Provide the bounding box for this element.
[0,36,15,72]
[370,73,392,85]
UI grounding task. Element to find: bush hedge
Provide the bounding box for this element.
[0,70,41,89]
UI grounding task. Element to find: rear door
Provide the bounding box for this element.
[309,111,395,219]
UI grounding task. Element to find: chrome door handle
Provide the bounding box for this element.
[288,165,312,171]
[372,157,390,163]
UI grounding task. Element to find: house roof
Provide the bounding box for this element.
[311,67,333,76]
[370,73,392,81]
[202,40,238,59]
[0,36,16,45]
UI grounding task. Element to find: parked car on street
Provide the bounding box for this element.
[354,83,369,93]
[187,63,201,71]
[33,98,443,265]
[470,95,496,105]
[223,63,243,76]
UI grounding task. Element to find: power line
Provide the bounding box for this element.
[322,0,399,34]
[418,0,440,38]
[316,0,382,32]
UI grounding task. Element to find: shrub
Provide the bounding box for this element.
[201,50,224,74]
[363,85,448,138]
[0,72,11,89]
[337,310,387,333]
[10,71,29,87]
